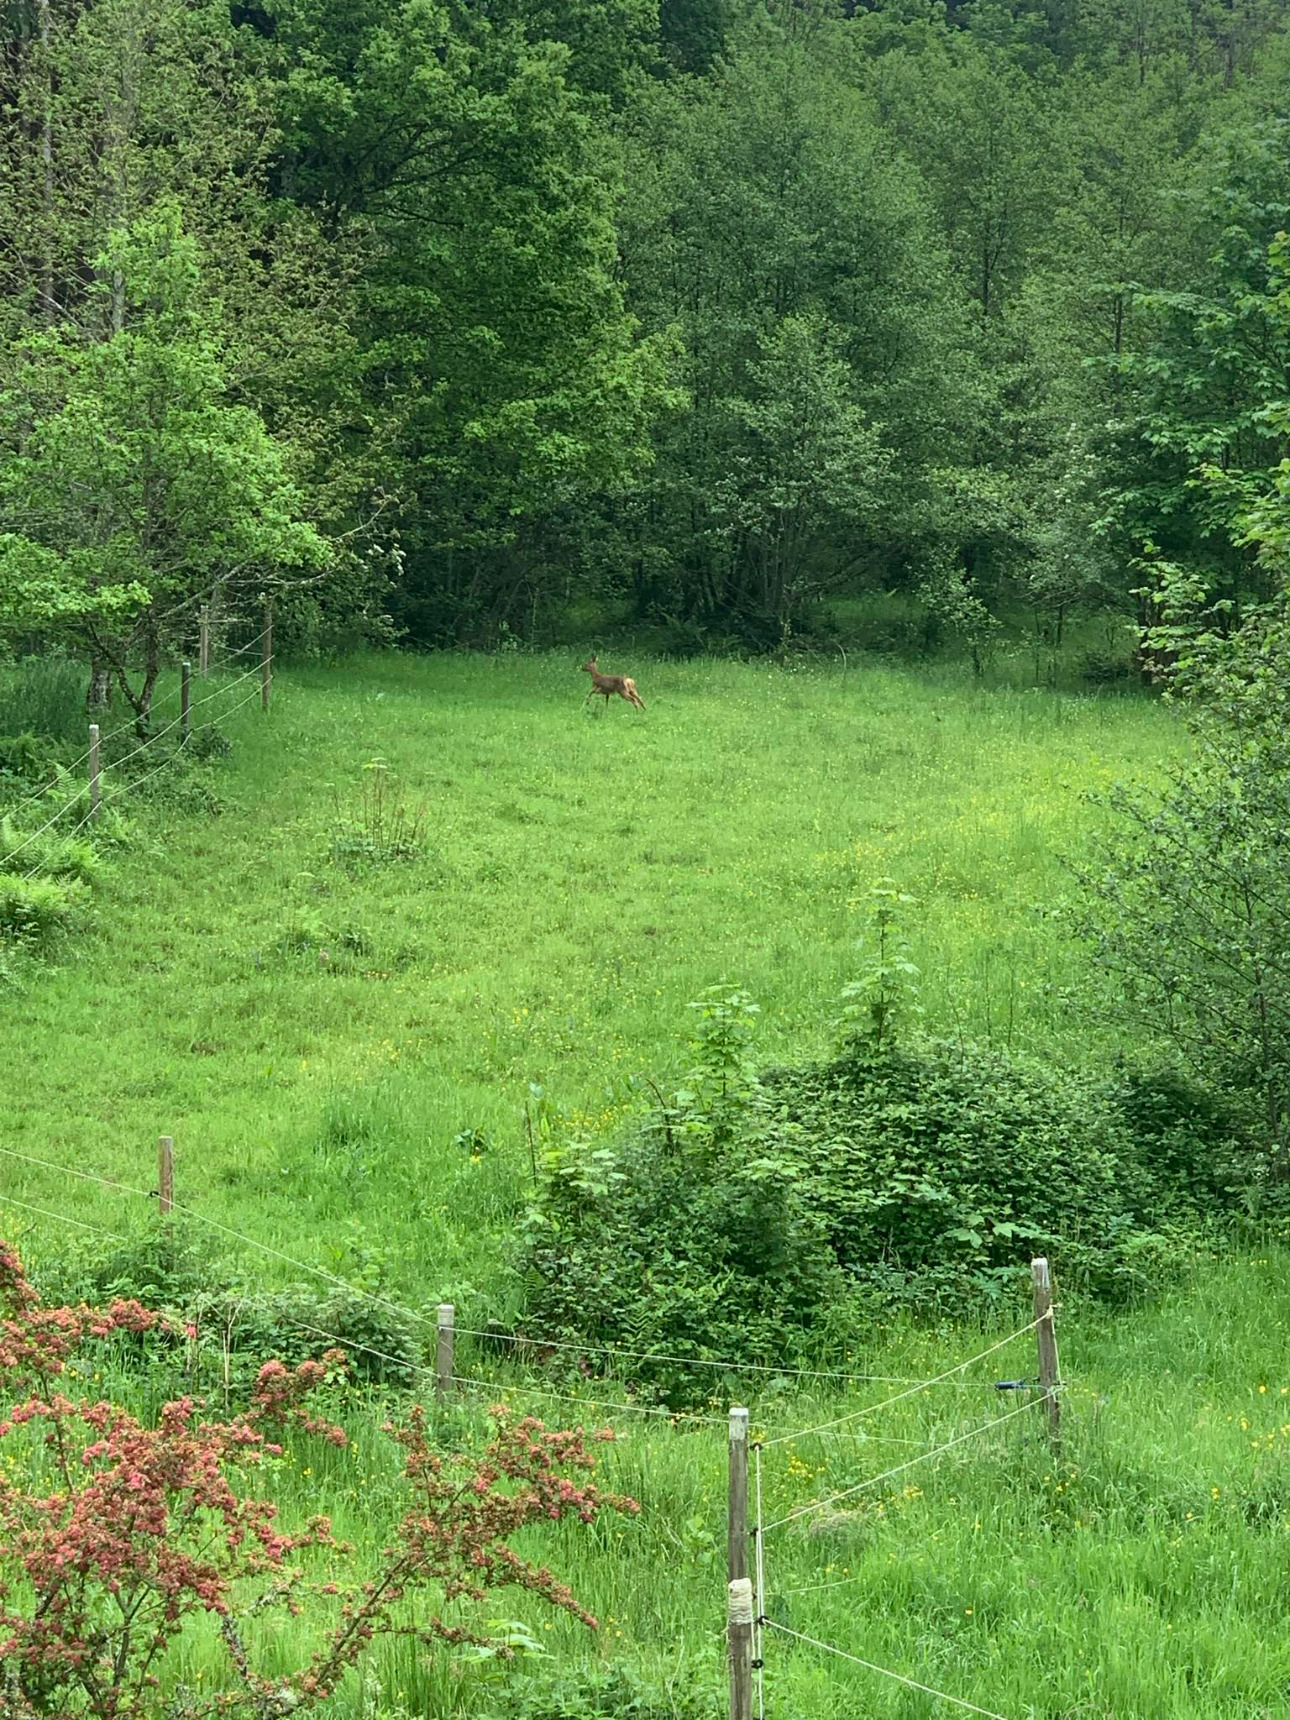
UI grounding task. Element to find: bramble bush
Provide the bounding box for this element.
[50,1218,424,1393]
[0,1236,637,1717]
[521,890,1243,1401]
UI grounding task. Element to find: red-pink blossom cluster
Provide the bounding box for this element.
[0,1237,638,1717]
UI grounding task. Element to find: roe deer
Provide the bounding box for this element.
[582,656,646,711]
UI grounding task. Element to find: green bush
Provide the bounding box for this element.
[54,1219,424,1392]
[522,988,843,1402]
[186,722,231,761]
[184,1283,424,1390]
[0,871,85,948]
[521,985,1241,1401]
[0,816,102,884]
[0,731,67,788]
[767,1043,1230,1305]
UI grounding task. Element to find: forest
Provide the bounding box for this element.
[3,0,1290,679]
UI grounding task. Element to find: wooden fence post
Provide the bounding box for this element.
[728,1577,754,1720]
[1031,1256,1061,1454]
[729,1406,749,1584]
[181,660,191,746]
[199,607,210,678]
[728,1407,753,1719]
[261,603,273,711]
[157,1136,174,1217]
[436,1303,455,1403]
[88,723,101,823]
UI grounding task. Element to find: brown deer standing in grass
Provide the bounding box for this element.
[582,656,646,712]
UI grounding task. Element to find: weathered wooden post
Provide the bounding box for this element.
[728,1406,751,1720]
[88,723,101,823]
[157,1136,174,1217]
[261,603,273,711]
[729,1577,754,1720]
[198,607,210,678]
[436,1303,455,1404]
[729,1406,749,1581]
[181,660,192,745]
[1032,1256,1061,1454]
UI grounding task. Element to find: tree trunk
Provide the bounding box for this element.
[86,665,112,710]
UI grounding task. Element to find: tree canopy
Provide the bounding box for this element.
[3,0,1290,670]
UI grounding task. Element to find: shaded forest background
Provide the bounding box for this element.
[4,0,1290,689]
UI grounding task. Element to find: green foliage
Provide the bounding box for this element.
[836,881,922,1054]
[523,957,1239,1399]
[0,817,101,884]
[523,985,842,1402]
[57,1218,424,1391]
[185,723,231,762]
[0,207,330,726]
[1078,723,1290,1162]
[770,1041,1233,1306]
[0,731,67,789]
[328,759,429,870]
[482,1662,721,1718]
[0,871,85,948]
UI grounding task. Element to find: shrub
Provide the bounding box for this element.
[522,987,843,1403]
[186,1283,425,1390]
[0,1233,636,1719]
[0,870,85,947]
[1077,741,1290,1167]
[0,815,102,883]
[187,721,231,760]
[521,983,1240,1398]
[57,1220,425,1392]
[0,729,67,787]
[766,1043,1225,1305]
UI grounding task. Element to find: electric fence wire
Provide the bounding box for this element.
[450,1324,1007,1391]
[3,627,271,820]
[761,1394,1047,1534]
[0,1143,725,1431]
[0,1171,724,1428]
[760,1619,1017,1720]
[760,1319,1044,1449]
[5,660,268,870]
[0,1192,128,1240]
[451,1373,728,1427]
[0,1143,1051,1463]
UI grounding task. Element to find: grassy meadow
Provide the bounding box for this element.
[6,650,1290,1717]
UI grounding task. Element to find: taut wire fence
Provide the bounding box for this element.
[0,1131,1065,1720]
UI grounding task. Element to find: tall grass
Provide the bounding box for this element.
[0,655,88,750]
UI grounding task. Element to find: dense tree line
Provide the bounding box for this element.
[1,0,1289,691]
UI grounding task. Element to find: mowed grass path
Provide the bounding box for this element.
[2,651,1178,1300]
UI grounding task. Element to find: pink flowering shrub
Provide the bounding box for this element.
[0,1238,638,1717]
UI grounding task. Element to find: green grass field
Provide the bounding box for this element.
[6,651,1290,1718]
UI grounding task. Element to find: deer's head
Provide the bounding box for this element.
[581,657,598,674]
